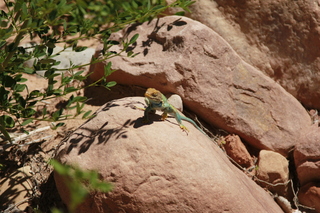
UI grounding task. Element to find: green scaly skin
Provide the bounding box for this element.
[143,88,207,135]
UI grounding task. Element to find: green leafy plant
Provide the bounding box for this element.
[50,159,112,212]
[0,0,195,142]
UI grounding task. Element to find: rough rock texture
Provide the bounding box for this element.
[89,16,311,156]
[54,97,283,213]
[294,127,320,186]
[298,182,320,213]
[167,0,320,108]
[223,134,253,168]
[256,150,289,197]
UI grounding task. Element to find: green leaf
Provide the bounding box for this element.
[104,61,114,76]
[82,110,92,119]
[21,119,33,126]
[39,58,56,64]
[23,67,35,74]
[0,115,15,128]
[129,33,139,45]
[127,51,133,57]
[14,84,26,92]
[4,75,16,87]
[73,46,88,52]
[52,109,64,121]
[50,159,71,175]
[105,40,120,45]
[0,123,11,142]
[92,182,113,192]
[152,5,165,11]
[71,96,87,103]
[28,90,40,99]
[22,108,36,117]
[175,11,185,16]
[1,20,8,27]
[50,121,67,130]
[106,81,116,88]
[21,2,28,19]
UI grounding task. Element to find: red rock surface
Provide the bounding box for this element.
[54,97,283,213]
[89,16,311,156]
[171,0,320,108]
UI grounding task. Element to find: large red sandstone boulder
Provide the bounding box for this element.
[89,16,311,156]
[168,0,320,108]
[54,97,283,212]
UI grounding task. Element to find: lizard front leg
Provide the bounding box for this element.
[143,106,152,123]
[161,112,168,121]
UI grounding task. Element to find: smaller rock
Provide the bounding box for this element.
[167,94,183,111]
[294,127,320,186]
[298,182,320,212]
[256,150,289,197]
[23,44,95,75]
[223,134,254,168]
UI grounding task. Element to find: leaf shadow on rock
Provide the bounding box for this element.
[63,102,125,155]
[64,100,151,155]
[142,17,188,56]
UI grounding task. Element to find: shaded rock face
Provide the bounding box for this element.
[89,16,311,156]
[294,127,320,212]
[54,97,283,213]
[176,0,320,108]
[294,128,320,186]
[298,182,320,213]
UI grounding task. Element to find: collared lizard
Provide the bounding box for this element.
[143,88,207,135]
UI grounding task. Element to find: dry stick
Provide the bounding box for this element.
[2,126,52,150]
[17,135,52,147]
[11,126,51,144]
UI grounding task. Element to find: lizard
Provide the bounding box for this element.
[143,88,207,135]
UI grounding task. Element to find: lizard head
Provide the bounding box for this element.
[145,88,163,103]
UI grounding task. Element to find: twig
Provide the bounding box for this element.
[11,126,51,143]
[2,135,52,150]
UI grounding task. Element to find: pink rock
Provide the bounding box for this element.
[173,0,320,108]
[256,150,289,197]
[89,16,311,156]
[223,134,253,168]
[294,127,320,186]
[54,97,283,213]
